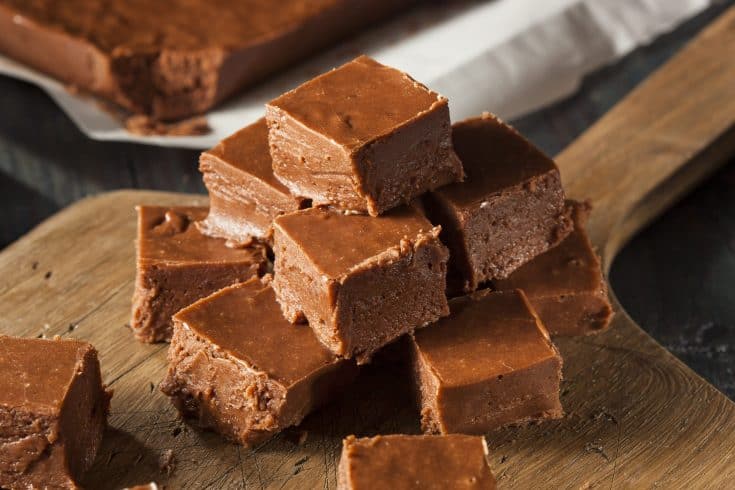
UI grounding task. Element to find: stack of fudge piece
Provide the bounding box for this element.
[127,55,611,482]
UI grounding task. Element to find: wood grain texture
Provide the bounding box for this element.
[0,5,734,489]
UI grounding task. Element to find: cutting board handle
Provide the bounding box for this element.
[556,6,735,265]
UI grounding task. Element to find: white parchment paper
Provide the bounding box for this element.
[0,0,712,149]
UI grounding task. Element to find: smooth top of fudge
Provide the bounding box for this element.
[2,0,346,52]
[494,201,601,297]
[138,206,265,264]
[174,277,341,386]
[274,206,438,279]
[267,55,444,150]
[341,434,495,489]
[202,118,290,193]
[437,113,559,207]
[413,290,556,387]
[0,336,94,413]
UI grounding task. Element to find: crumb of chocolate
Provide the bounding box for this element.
[150,382,155,393]
[590,408,618,424]
[126,114,211,137]
[44,271,52,279]
[584,441,610,461]
[172,426,182,438]
[31,261,39,270]
[68,323,77,332]
[295,456,309,466]
[159,449,176,476]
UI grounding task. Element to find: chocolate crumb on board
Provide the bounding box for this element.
[159,449,176,476]
[44,271,52,279]
[126,115,211,137]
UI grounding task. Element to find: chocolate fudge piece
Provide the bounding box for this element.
[0,336,110,489]
[266,55,464,216]
[410,290,563,434]
[422,113,572,294]
[198,119,305,245]
[160,277,357,446]
[338,434,496,490]
[131,206,266,343]
[0,1,414,120]
[494,201,613,336]
[272,206,449,363]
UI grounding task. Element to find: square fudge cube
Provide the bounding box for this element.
[272,206,449,363]
[130,206,267,343]
[494,201,613,336]
[266,55,464,216]
[160,277,357,447]
[410,290,563,434]
[198,118,306,245]
[0,336,110,489]
[422,113,572,294]
[338,434,496,490]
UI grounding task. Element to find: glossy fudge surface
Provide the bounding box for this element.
[273,206,449,363]
[0,0,413,119]
[337,434,496,490]
[160,277,357,447]
[423,113,571,293]
[267,55,463,216]
[0,336,110,489]
[411,290,563,434]
[494,201,613,336]
[131,206,266,343]
[198,119,305,244]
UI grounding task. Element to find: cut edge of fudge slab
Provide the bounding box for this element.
[160,277,357,447]
[0,336,110,489]
[494,201,613,336]
[0,2,414,120]
[423,113,572,294]
[410,290,563,435]
[266,55,464,216]
[272,207,450,364]
[130,205,267,343]
[198,119,306,245]
[337,434,496,490]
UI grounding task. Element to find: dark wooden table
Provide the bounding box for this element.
[1,3,733,400]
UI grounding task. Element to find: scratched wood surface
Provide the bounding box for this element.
[1,6,735,489]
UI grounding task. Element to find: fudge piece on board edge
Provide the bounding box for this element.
[0,336,110,489]
[338,434,496,489]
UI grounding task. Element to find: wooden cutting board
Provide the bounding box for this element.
[1,7,735,489]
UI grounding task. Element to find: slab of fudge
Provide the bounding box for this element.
[198,119,306,245]
[266,55,464,216]
[338,434,496,489]
[160,277,357,447]
[131,206,266,343]
[410,289,563,434]
[0,336,110,489]
[0,1,414,120]
[422,113,572,294]
[494,201,613,336]
[272,206,450,363]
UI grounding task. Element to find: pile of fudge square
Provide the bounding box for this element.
[1,56,614,489]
